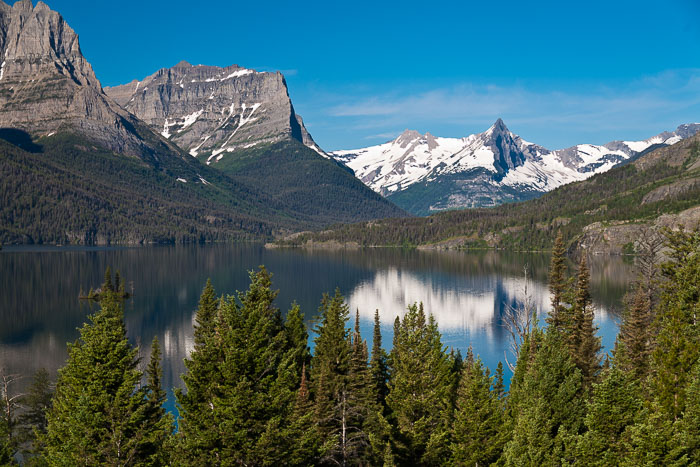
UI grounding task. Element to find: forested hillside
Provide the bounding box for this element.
[212,139,407,225]
[278,135,700,251]
[0,132,294,244]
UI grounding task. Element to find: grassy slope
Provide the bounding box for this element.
[279,135,700,250]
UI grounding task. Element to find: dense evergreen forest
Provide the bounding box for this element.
[278,136,700,251]
[1,228,698,465]
[0,132,405,246]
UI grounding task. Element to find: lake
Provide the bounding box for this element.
[0,244,635,413]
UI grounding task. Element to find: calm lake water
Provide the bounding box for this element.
[0,244,635,413]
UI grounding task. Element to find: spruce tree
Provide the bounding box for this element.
[178,267,301,465]
[670,362,700,463]
[175,279,222,463]
[285,363,322,465]
[573,256,602,389]
[103,266,113,293]
[141,337,174,465]
[386,303,455,464]
[615,283,654,381]
[649,228,700,420]
[547,230,568,331]
[42,277,166,464]
[370,310,389,408]
[576,367,642,465]
[450,357,507,465]
[504,328,586,466]
[311,290,374,465]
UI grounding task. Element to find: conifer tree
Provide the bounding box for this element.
[493,361,506,402]
[180,267,301,465]
[285,302,311,375]
[114,270,122,295]
[175,279,222,463]
[547,230,568,331]
[504,328,586,466]
[576,367,642,465]
[649,228,700,420]
[386,303,454,464]
[370,310,389,408]
[450,357,507,465]
[42,275,166,464]
[142,337,174,465]
[670,362,700,463]
[615,283,654,381]
[311,290,374,465]
[285,363,322,465]
[103,266,113,293]
[573,256,602,389]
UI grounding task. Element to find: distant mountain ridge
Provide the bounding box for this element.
[105,61,326,163]
[332,120,700,214]
[279,132,700,253]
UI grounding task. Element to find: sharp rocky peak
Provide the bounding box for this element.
[0,0,182,159]
[485,118,511,137]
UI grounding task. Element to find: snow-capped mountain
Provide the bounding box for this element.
[331,120,700,214]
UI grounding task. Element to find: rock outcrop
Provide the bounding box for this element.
[0,0,184,160]
[105,61,325,164]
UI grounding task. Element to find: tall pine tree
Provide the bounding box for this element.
[649,228,700,420]
[450,357,507,465]
[178,267,302,465]
[42,273,168,464]
[310,290,375,465]
[504,328,586,466]
[547,230,568,331]
[572,255,602,389]
[386,303,455,465]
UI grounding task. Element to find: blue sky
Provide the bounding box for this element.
[45,0,700,150]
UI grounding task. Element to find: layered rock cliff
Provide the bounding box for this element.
[0,0,184,160]
[105,62,325,164]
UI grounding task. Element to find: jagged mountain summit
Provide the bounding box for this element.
[105,62,325,163]
[332,120,700,214]
[0,0,186,159]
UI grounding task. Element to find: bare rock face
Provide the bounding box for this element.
[105,61,325,164]
[0,0,181,159]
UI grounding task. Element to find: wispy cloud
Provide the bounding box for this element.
[306,69,700,149]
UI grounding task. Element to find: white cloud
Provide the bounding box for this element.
[307,69,700,149]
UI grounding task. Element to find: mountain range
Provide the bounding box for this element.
[281,131,700,253]
[0,0,697,247]
[331,120,700,215]
[0,0,404,245]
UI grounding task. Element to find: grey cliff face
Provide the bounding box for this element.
[0,0,179,159]
[105,62,324,163]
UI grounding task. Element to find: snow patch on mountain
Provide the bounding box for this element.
[331,122,700,202]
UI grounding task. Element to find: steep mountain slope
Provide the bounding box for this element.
[211,139,406,224]
[0,0,406,244]
[281,133,700,252]
[104,62,325,161]
[0,133,294,244]
[105,61,408,223]
[332,120,700,214]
